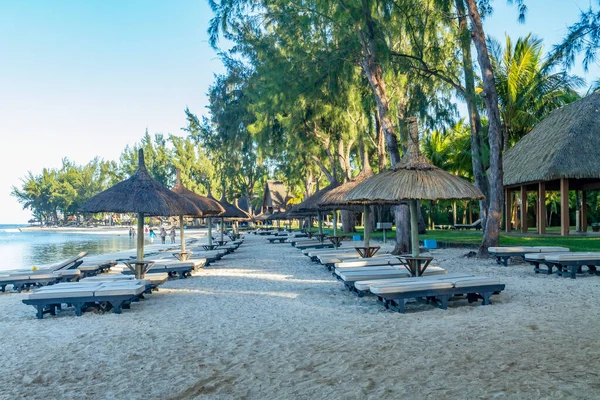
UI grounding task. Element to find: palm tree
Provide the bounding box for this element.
[488,34,584,151]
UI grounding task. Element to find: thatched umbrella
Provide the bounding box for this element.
[318,152,374,237]
[345,118,484,271]
[80,149,202,277]
[296,183,339,239]
[215,194,250,243]
[171,170,224,255]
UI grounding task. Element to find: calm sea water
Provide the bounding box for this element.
[0,224,140,271]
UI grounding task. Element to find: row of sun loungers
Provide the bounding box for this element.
[488,246,600,280]
[291,239,505,314]
[20,236,246,318]
[488,246,570,266]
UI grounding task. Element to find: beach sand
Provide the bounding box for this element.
[1,233,599,399]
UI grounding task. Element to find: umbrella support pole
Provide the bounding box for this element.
[410,200,420,272]
[364,205,370,248]
[136,212,144,279]
[221,217,224,243]
[179,215,185,253]
[318,211,323,236]
[207,217,213,246]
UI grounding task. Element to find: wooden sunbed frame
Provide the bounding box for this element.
[23,291,145,319]
[374,282,505,313]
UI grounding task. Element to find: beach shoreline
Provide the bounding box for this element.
[1,233,599,399]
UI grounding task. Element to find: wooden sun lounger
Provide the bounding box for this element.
[320,253,400,271]
[452,219,482,230]
[488,246,570,266]
[0,272,59,293]
[523,252,587,274]
[267,236,289,243]
[371,276,505,313]
[295,242,334,250]
[542,253,600,279]
[22,281,147,319]
[82,273,169,291]
[335,266,447,292]
[353,272,474,297]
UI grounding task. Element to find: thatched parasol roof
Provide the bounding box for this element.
[79,150,201,216]
[318,167,374,210]
[296,183,340,213]
[286,204,316,217]
[215,194,251,220]
[345,119,484,204]
[503,91,600,186]
[171,171,224,216]
[267,210,289,221]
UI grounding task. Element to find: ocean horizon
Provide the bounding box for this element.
[0,224,140,271]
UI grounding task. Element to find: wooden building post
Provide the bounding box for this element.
[582,190,588,232]
[538,182,546,234]
[505,188,512,233]
[560,178,570,236]
[520,185,528,233]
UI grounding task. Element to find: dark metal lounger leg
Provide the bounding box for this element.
[437,295,450,310]
[73,302,85,316]
[480,292,492,305]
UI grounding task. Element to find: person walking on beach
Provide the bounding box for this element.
[149,228,156,244]
[159,227,167,244]
[169,227,176,244]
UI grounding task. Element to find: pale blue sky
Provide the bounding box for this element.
[0,0,598,223]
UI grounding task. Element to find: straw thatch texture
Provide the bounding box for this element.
[261,180,291,211]
[503,91,600,186]
[345,118,484,204]
[80,150,201,216]
[296,183,340,212]
[267,211,289,221]
[171,172,224,216]
[318,167,374,210]
[216,195,251,220]
[286,204,317,217]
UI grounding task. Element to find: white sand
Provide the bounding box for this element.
[1,233,600,399]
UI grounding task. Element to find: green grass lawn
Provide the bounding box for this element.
[292,225,600,252]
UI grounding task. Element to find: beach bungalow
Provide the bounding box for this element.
[260,180,291,214]
[503,91,600,236]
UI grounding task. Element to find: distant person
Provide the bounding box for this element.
[149,228,156,244]
[170,227,176,244]
[132,228,136,238]
[159,227,167,244]
[129,227,134,237]
[145,226,149,235]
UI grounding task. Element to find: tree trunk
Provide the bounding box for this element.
[340,210,355,233]
[455,0,490,230]
[356,2,409,254]
[375,111,387,172]
[465,0,504,256]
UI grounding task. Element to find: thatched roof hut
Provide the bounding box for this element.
[171,171,224,216]
[261,180,291,213]
[502,92,600,236]
[504,91,600,186]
